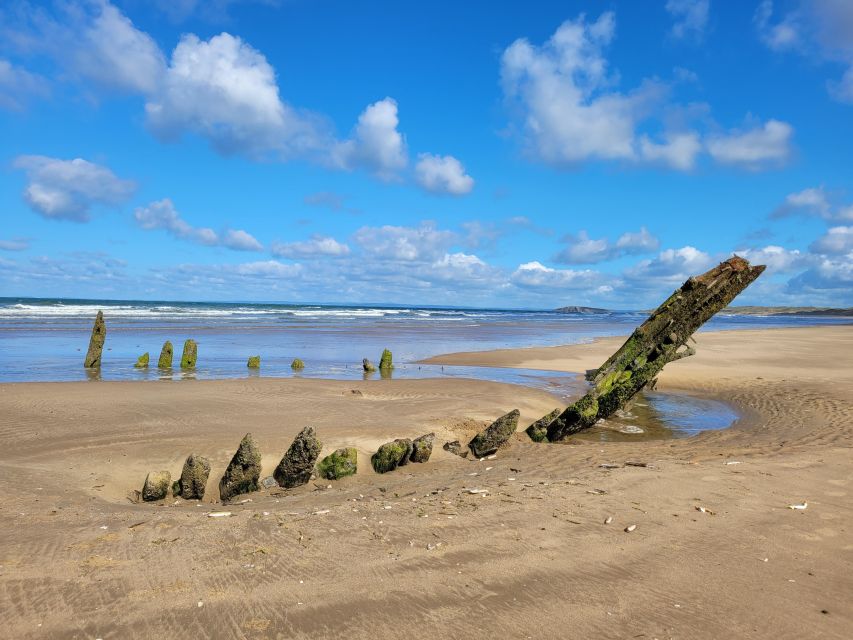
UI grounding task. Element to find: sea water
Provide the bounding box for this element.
[0,297,847,437]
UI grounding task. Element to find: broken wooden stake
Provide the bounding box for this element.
[546,256,765,442]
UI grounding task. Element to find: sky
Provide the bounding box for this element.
[1,0,852,309]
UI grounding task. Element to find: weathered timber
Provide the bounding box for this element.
[83,311,106,367]
[546,256,765,442]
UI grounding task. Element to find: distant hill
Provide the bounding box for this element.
[721,306,853,317]
[554,306,610,314]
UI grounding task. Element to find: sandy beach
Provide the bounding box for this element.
[1,325,851,639]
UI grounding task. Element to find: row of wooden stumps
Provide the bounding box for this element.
[140,427,435,502]
[141,408,527,502]
[84,315,198,371]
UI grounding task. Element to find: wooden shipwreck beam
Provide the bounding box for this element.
[546,256,766,442]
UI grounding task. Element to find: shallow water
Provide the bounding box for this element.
[1,297,843,438]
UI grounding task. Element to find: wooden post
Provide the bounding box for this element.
[546,256,765,442]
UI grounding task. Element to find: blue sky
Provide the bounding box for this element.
[1,0,852,308]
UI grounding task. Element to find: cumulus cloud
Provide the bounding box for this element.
[500,11,790,172]
[510,261,605,290]
[332,98,408,180]
[133,199,262,251]
[13,155,135,222]
[625,246,714,284]
[754,0,802,51]
[414,153,474,195]
[787,254,853,292]
[771,186,853,221]
[733,245,810,273]
[706,119,793,169]
[810,225,853,254]
[0,59,49,110]
[555,227,659,264]
[500,12,666,166]
[74,2,166,95]
[666,0,710,40]
[271,235,350,258]
[146,32,326,157]
[353,223,456,261]
[639,132,702,170]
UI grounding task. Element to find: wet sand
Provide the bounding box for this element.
[1,326,852,639]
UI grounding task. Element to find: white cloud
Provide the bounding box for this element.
[146,32,326,157]
[414,153,474,195]
[501,12,666,166]
[770,186,853,221]
[13,155,135,222]
[787,254,853,292]
[134,199,262,251]
[625,246,713,283]
[332,98,408,180]
[0,238,30,251]
[810,225,853,254]
[510,261,604,290]
[74,2,166,95]
[353,223,456,261]
[429,252,498,284]
[0,59,48,110]
[222,229,264,252]
[754,0,802,51]
[233,260,302,278]
[666,0,710,40]
[639,132,702,170]
[733,245,809,273]
[271,235,350,258]
[706,119,793,169]
[556,227,659,264]
[755,0,853,104]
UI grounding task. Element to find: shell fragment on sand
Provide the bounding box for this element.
[624,524,637,533]
[207,512,232,518]
[788,502,808,510]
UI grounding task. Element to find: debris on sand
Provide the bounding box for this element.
[788,502,808,510]
[624,524,637,533]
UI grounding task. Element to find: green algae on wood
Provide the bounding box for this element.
[362,358,376,372]
[180,339,197,369]
[525,408,561,442]
[134,352,149,368]
[142,470,171,502]
[219,433,262,501]
[247,355,261,369]
[378,349,393,370]
[410,433,435,463]
[157,341,173,368]
[547,256,766,442]
[83,310,106,368]
[176,454,211,500]
[316,447,357,480]
[468,409,520,458]
[274,426,322,488]
[291,358,305,370]
[371,438,413,473]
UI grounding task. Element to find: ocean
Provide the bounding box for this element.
[1,297,848,438]
[1,297,848,386]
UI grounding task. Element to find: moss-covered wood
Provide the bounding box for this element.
[157,341,173,368]
[547,257,765,442]
[83,310,106,368]
[180,339,197,369]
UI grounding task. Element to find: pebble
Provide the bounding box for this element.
[624,524,637,533]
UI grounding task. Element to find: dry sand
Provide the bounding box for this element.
[1,325,851,639]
